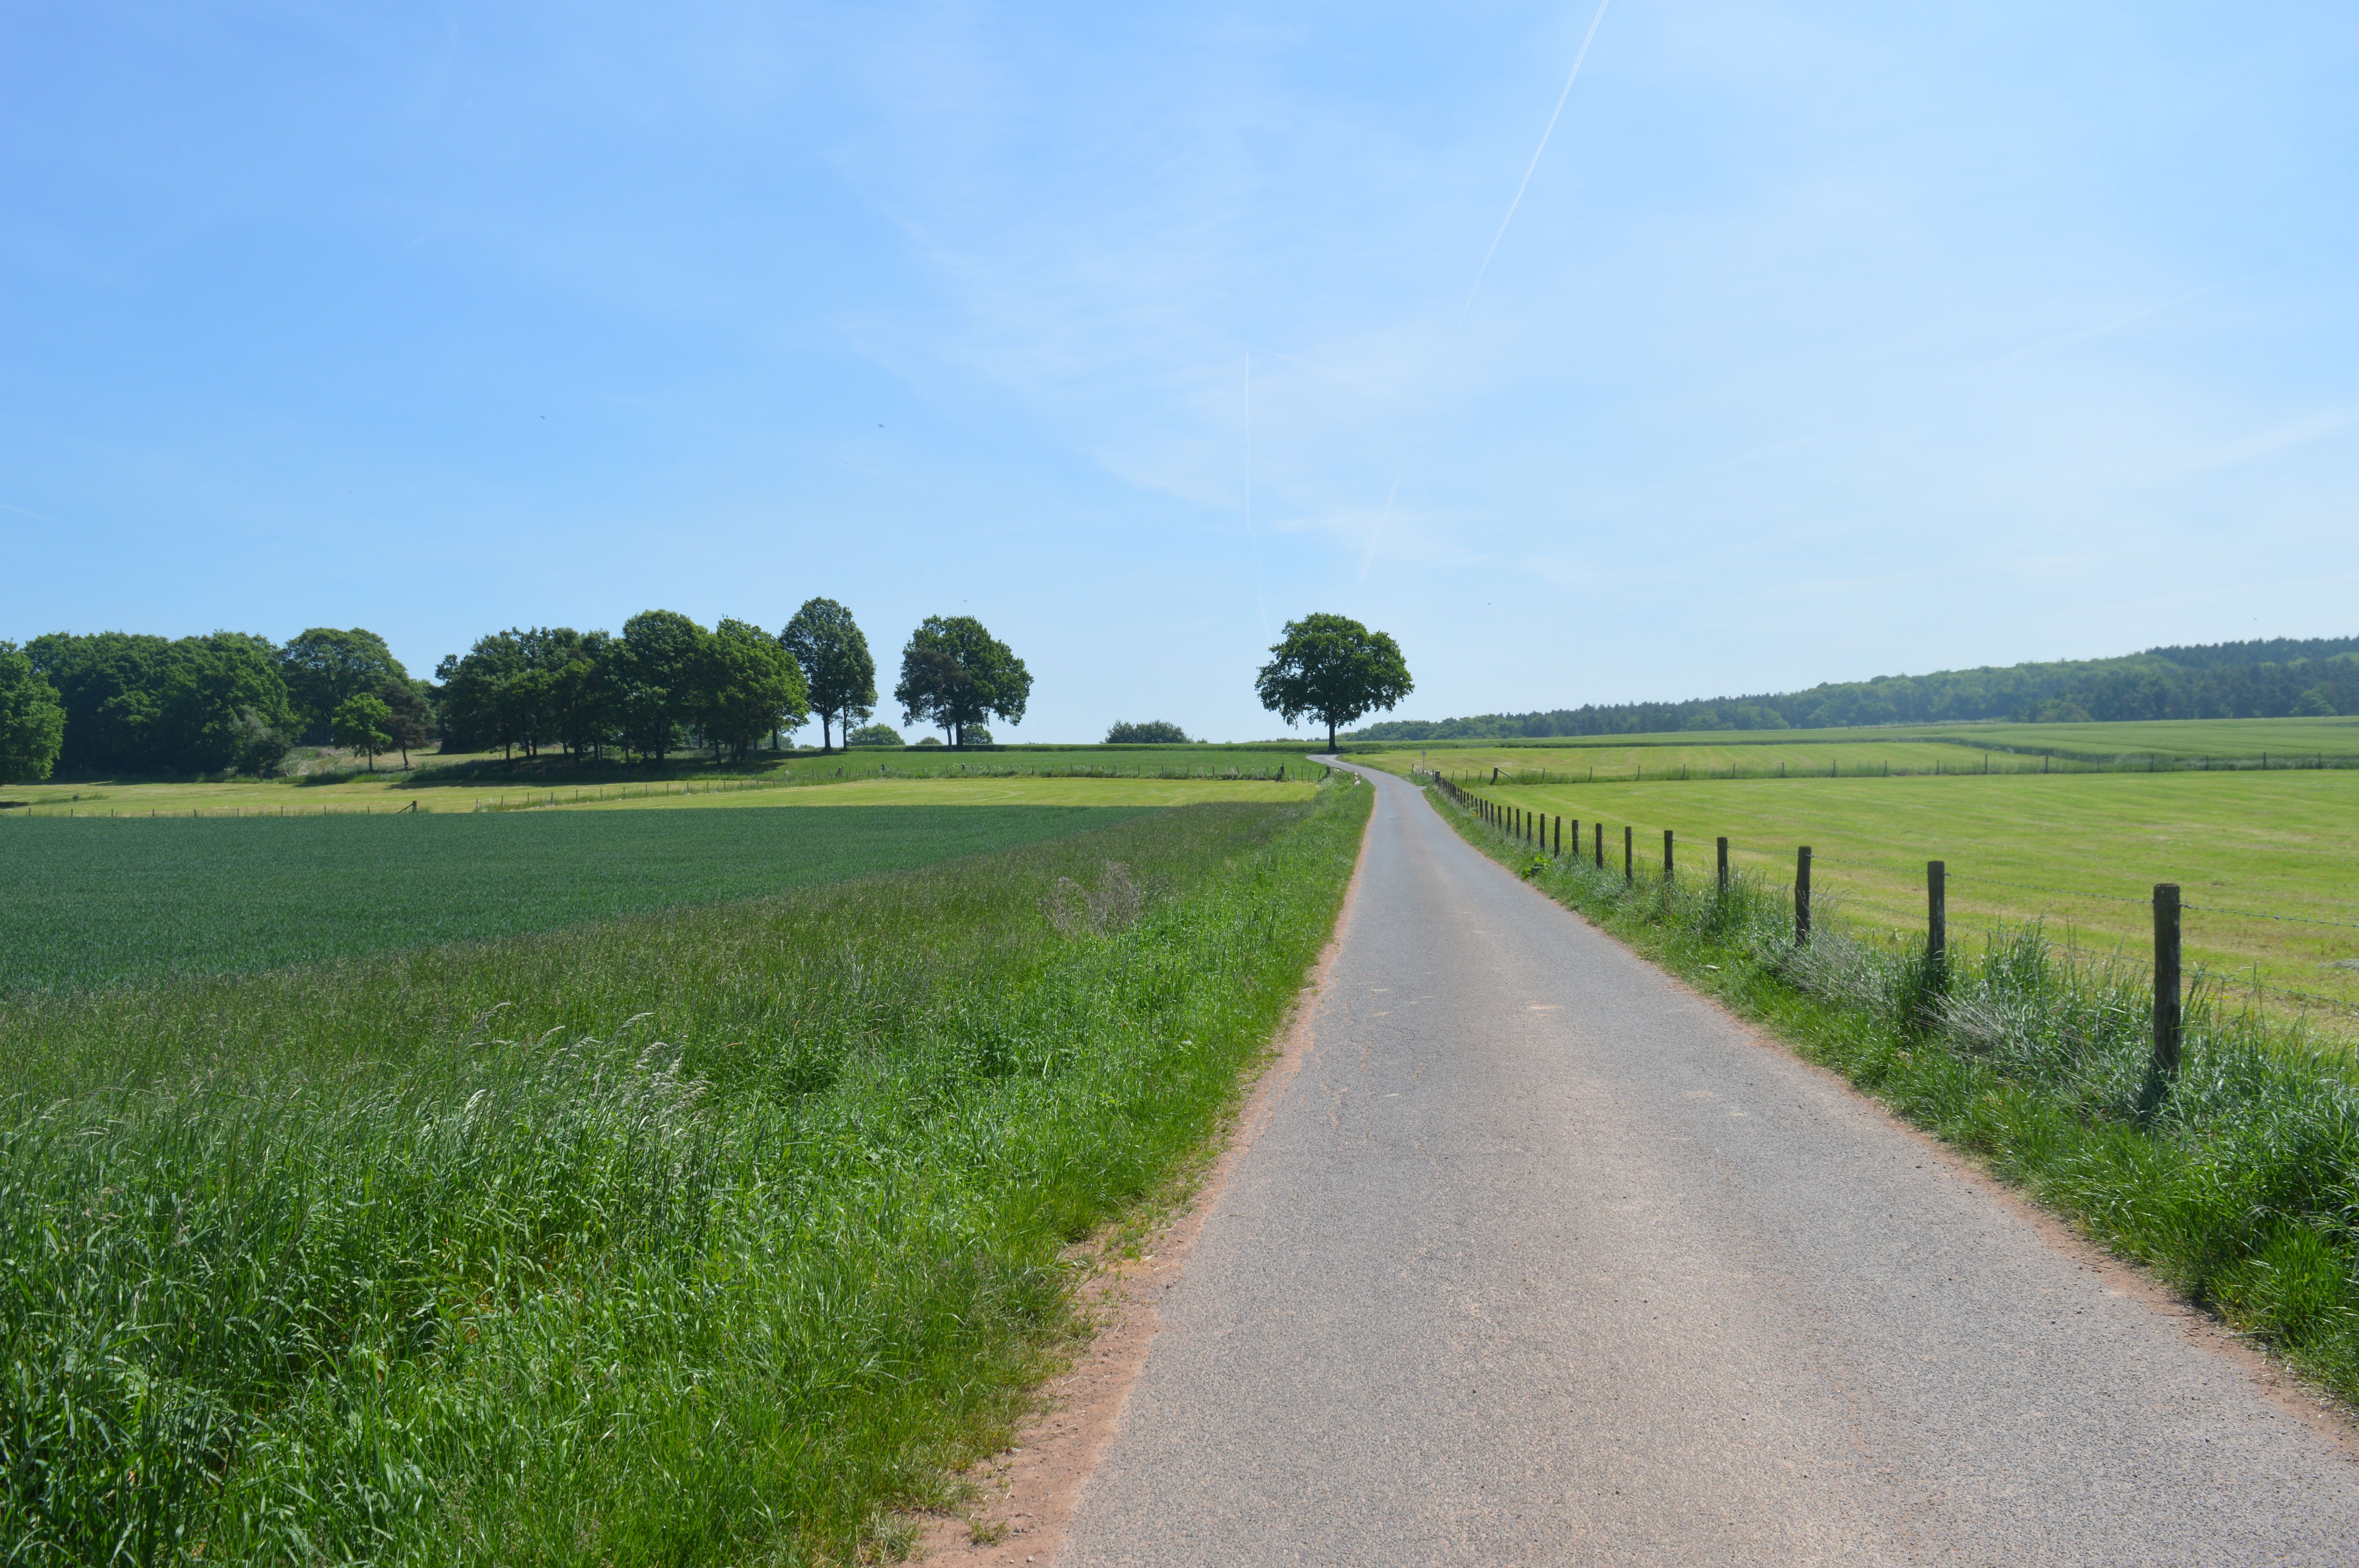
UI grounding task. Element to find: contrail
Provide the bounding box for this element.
[1461,0,1613,324]
[1359,0,1614,589]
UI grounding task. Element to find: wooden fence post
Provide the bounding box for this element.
[1594,821,1604,870]
[1927,860,1946,975]
[1717,836,1729,895]
[1663,828,1674,881]
[1623,825,1634,884]
[1795,847,1812,944]
[2153,884,2182,1077]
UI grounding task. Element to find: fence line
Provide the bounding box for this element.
[1412,767,2359,1040]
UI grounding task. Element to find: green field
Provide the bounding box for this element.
[1429,768,2359,1026]
[0,805,1155,991]
[1349,714,2359,770]
[0,783,1372,1561]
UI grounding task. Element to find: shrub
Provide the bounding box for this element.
[1105,720,1192,744]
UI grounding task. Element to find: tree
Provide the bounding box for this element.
[702,618,810,762]
[847,722,903,747]
[1254,613,1413,750]
[280,628,406,742]
[334,693,394,771]
[382,680,436,768]
[894,615,1031,747]
[780,599,876,753]
[0,641,66,783]
[1106,719,1191,744]
[618,610,708,762]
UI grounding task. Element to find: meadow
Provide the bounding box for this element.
[1352,716,2359,783]
[1,745,1328,818]
[0,781,1372,1563]
[1423,767,2359,1027]
[0,805,1160,991]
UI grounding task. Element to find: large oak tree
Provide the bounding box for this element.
[1254,612,1413,750]
[894,615,1030,747]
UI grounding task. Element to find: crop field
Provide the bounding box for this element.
[0,804,1159,991]
[0,781,1372,1562]
[1,746,1329,818]
[1439,768,2359,1027]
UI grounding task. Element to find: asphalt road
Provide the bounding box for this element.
[1057,762,2359,1566]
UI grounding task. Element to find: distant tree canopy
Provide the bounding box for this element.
[13,599,1026,776]
[1105,719,1191,744]
[436,612,809,764]
[847,722,903,748]
[1256,613,1413,750]
[704,618,810,763]
[780,599,876,753]
[280,628,407,742]
[894,616,1030,747]
[0,641,66,783]
[1343,637,2359,741]
[26,630,299,777]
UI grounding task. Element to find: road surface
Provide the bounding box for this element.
[1057,762,2359,1565]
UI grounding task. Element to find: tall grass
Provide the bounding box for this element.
[1431,782,2359,1401]
[0,784,1369,1563]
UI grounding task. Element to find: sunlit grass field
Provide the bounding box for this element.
[1429,768,2359,1026]
[0,784,1372,1562]
[1349,714,2359,770]
[1390,739,2059,782]
[0,804,1159,991]
[3,747,1328,817]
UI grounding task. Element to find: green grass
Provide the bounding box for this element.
[0,781,1372,1563]
[1351,717,2359,780]
[1430,779,2359,1408]
[1429,769,2359,1027]
[2,748,1331,819]
[0,806,1156,993]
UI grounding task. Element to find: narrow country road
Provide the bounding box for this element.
[1056,763,2359,1565]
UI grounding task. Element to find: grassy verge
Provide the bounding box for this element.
[0,780,1371,1563]
[1421,775,2359,1407]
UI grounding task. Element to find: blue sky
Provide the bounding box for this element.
[4,1,2354,742]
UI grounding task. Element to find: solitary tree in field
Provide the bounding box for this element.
[894,616,1030,746]
[1254,613,1413,750]
[781,599,876,753]
[333,692,394,772]
[0,641,66,783]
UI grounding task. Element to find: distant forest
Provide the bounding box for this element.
[1346,637,2359,741]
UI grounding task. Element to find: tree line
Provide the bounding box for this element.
[0,604,1032,783]
[1347,636,2359,741]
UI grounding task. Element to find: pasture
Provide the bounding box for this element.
[0,804,1156,991]
[1439,768,2359,1027]
[1349,714,2359,771]
[0,783,1372,1562]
